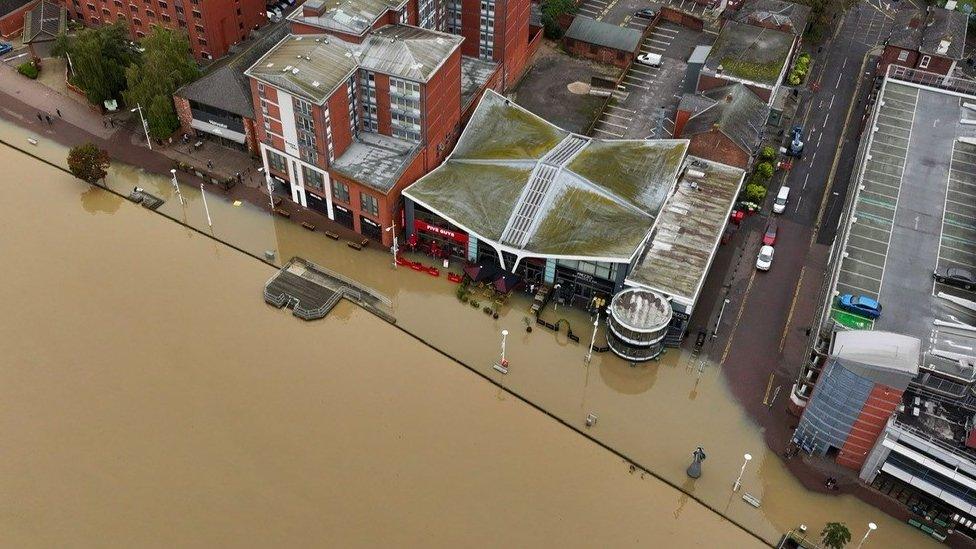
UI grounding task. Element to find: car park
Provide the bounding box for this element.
[837,294,882,319]
[756,245,774,271]
[762,219,778,246]
[772,186,790,214]
[934,267,975,290]
[634,8,657,18]
[636,53,662,67]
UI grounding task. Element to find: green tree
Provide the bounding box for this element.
[541,0,577,39]
[755,162,774,181]
[820,522,852,549]
[67,142,111,185]
[123,26,199,140]
[52,22,136,105]
[760,146,777,161]
[743,183,767,203]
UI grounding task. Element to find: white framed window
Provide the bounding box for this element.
[896,50,909,62]
[919,55,931,69]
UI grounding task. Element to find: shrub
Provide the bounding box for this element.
[755,162,774,180]
[760,146,777,161]
[18,61,39,79]
[470,300,480,308]
[744,184,767,204]
[748,173,768,188]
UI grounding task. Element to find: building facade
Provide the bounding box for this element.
[246,26,463,246]
[0,0,36,39]
[878,6,967,77]
[66,0,267,59]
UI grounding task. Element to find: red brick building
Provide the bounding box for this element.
[0,0,35,39]
[66,0,267,60]
[245,26,466,246]
[562,15,641,69]
[674,83,768,169]
[878,6,967,77]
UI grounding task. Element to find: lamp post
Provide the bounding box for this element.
[553,283,562,312]
[385,222,398,269]
[493,329,510,374]
[856,523,877,548]
[131,103,152,151]
[586,315,599,364]
[200,183,212,227]
[713,297,731,339]
[169,169,185,205]
[732,453,752,492]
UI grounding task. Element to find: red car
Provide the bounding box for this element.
[762,220,779,246]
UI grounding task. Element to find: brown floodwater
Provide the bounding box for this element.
[0,121,931,548]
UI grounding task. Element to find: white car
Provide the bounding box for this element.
[756,245,774,271]
[636,53,662,67]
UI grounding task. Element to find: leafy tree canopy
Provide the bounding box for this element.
[52,22,136,105]
[820,522,852,549]
[123,26,199,140]
[67,142,111,184]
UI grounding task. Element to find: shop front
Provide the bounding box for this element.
[360,215,383,242]
[553,260,619,310]
[412,218,469,261]
[306,191,330,218]
[333,204,354,230]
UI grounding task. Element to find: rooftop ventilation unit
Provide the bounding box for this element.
[283,65,293,72]
[292,68,300,75]
[938,40,951,55]
[312,81,321,87]
[686,168,706,179]
[266,62,274,68]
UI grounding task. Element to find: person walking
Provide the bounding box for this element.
[56,109,62,118]
[36,113,43,123]
[103,119,108,128]
[45,115,52,125]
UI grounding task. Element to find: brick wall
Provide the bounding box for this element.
[836,385,904,470]
[563,39,634,69]
[497,0,530,89]
[422,49,461,169]
[687,129,750,169]
[0,1,34,40]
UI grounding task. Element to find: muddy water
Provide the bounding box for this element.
[0,145,774,546]
[0,124,931,547]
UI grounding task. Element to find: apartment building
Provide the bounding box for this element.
[289,0,530,89]
[66,0,267,59]
[878,5,967,77]
[245,26,463,246]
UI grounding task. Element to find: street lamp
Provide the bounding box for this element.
[385,222,398,269]
[732,453,752,492]
[493,329,510,374]
[856,523,877,548]
[586,315,599,364]
[553,283,562,312]
[130,103,152,151]
[169,169,185,205]
[199,183,213,227]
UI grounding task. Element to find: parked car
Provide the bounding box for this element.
[756,245,774,271]
[837,294,882,319]
[634,8,657,18]
[772,186,791,214]
[636,53,662,67]
[934,267,975,290]
[0,42,13,56]
[786,125,804,157]
[762,220,779,246]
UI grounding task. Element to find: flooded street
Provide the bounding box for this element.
[0,119,931,547]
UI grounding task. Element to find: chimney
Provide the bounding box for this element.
[303,0,328,17]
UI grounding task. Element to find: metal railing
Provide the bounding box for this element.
[888,65,976,96]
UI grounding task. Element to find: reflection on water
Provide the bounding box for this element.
[0,120,936,548]
[80,186,121,215]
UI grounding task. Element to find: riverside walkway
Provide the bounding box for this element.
[264,257,395,323]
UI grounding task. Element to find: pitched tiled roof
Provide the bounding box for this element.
[565,16,642,52]
[680,84,769,154]
[733,0,810,35]
[22,0,63,44]
[176,24,290,118]
[0,0,32,19]
[889,7,968,60]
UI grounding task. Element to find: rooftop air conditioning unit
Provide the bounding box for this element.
[686,168,706,179]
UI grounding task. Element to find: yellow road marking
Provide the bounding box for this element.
[778,265,806,353]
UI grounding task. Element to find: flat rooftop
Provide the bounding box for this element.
[829,77,976,376]
[332,132,420,193]
[626,156,744,307]
[460,56,498,110]
[287,0,406,36]
[702,21,794,87]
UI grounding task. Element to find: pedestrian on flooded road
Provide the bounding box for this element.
[36,113,43,123]
[207,159,214,169]
[56,109,62,118]
[45,115,52,125]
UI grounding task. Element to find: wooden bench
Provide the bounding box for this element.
[274,208,291,218]
[301,222,316,231]
[324,231,340,240]
[346,241,362,250]
[359,238,369,248]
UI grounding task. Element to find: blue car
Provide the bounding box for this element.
[838,294,882,319]
[0,42,13,56]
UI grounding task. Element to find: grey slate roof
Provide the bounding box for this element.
[733,0,810,35]
[679,84,769,154]
[22,0,63,44]
[176,24,291,118]
[889,7,968,60]
[288,0,407,37]
[0,0,32,19]
[565,16,642,53]
[703,21,794,86]
[246,26,462,104]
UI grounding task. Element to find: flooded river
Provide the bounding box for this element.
[0,120,931,547]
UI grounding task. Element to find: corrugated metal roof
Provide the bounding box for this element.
[565,16,642,53]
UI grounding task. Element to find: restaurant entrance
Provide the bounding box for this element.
[412,219,468,261]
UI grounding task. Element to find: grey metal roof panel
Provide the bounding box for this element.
[733,0,810,35]
[565,16,642,52]
[177,25,291,118]
[287,0,407,36]
[830,330,921,384]
[360,25,463,82]
[681,84,769,155]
